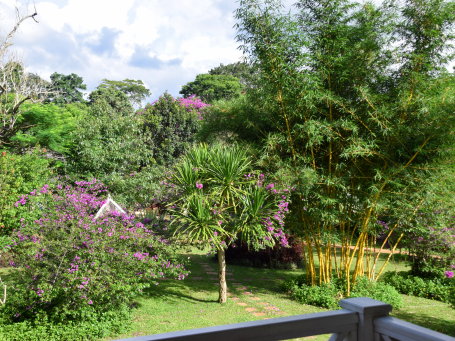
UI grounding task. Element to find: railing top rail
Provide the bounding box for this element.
[374,316,455,341]
[113,297,454,341]
[114,309,358,341]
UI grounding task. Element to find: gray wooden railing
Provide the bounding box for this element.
[114,297,455,341]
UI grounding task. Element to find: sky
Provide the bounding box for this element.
[0,0,245,103]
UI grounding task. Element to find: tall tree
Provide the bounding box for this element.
[46,72,87,105]
[180,73,243,103]
[69,86,150,179]
[141,92,201,165]
[231,0,455,291]
[209,61,257,88]
[88,86,135,116]
[97,79,151,107]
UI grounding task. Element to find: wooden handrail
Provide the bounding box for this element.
[114,297,454,341]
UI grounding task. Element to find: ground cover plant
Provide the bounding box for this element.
[0,179,188,340]
[284,274,403,310]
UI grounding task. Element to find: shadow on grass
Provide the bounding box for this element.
[140,253,301,305]
[141,278,218,304]
[392,310,455,337]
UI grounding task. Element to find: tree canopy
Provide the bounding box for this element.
[96,79,151,107]
[180,73,243,103]
[209,61,257,88]
[45,72,87,105]
[141,92,201,165]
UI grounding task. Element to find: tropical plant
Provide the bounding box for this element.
[229,0,455,293]
[169,144,290,303]
[10,102,86,155]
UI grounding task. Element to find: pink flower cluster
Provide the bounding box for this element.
[177,95,210,120]
[11,179,189,313]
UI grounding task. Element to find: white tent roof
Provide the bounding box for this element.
[94,194,126,219]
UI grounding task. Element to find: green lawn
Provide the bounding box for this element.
[107,251,455,340]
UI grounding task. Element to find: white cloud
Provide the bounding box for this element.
[1,0,243,102]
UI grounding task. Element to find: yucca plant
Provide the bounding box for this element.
[169,143,289,303]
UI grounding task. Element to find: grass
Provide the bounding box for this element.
[107,250,455,340]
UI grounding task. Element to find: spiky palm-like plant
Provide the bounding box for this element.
[170,144,289,303]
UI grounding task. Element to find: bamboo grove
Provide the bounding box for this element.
[230,0,455,292]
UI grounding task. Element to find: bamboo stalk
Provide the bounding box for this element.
[376,233,405,280]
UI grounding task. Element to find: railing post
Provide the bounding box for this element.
[339,297,392,341]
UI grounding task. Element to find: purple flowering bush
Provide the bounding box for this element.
[2,179,187,324]
[380,210,454,307]
[405,212,454,279]
[177,95,210,120]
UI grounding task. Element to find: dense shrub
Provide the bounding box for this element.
[224,236,303,269]
[95,165,170,210]
[382,271,454,305]
[0,149,53,236]
[399,209,455,278]
[0,307,130,341]
[284,280,340,309]
[349,277,403,309]
[1,179,187,334]
[141,93,202,165]
[284,275,402,309]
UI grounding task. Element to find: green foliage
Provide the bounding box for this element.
[0,149,53,234]
[45,73,87,105]
[97,79,151,107]
[142,93,200,165]
[285,275,403,309]
[10,102,86,154]
[67,86,160,205]
[382,271,454,306]
[0,67,49,147]
[209,61,257,88]
[99,165,170,209]
[228,0,455,286]
[198,95,269,144]
[169,143,290,250]
[88,86,135,115]
[394,163,455,277]
[349,277,403,309]
[0,305,131,341]
[69,87,151,183]
[284,280,340,309]
[180,74,243,103]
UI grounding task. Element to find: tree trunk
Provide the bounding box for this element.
[217,248,227,303]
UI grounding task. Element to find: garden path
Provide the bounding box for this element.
[198,261,288,319]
